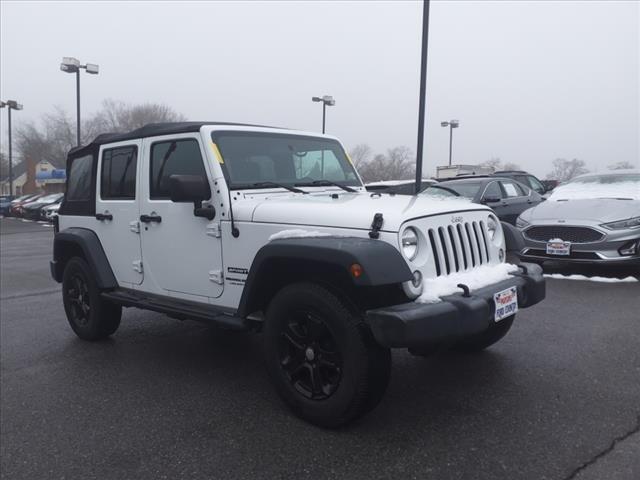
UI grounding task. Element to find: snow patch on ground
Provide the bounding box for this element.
[544,273,638,283]
[416,263,519,304]
[269,229,339,241]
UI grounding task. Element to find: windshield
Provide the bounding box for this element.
[437,182,482,199]
[422,185,460,198]
[550,173,640,201]
[211,132,361,190]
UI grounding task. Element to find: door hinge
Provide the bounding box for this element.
[132,260,143,273]
[209,269,223,284]
[206,224,222,238]
[129,221,140,234]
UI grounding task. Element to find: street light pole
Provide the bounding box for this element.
[312,95,335,134]
[440,119,459,166]
[414,0,430,194]
[76,69,81,146]
[1,100,23,196]
[60,57,99,146]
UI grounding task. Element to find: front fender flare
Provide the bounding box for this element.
[237,236,412,317]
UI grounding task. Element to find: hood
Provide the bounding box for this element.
[233,190,484,232]
[522,198,640,223]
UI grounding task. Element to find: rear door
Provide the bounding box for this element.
[138,134,223,302]
[498,180,530,225]
[94,141,143,286]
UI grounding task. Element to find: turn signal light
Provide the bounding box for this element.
[350,263,363,278]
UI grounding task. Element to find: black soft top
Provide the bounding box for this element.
[69,121,284,157]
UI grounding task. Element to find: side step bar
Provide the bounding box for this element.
[102,288,248,331]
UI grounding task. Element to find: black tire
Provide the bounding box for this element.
[263,282,391,428]
[62,257,122,341]
[452,316,515,353]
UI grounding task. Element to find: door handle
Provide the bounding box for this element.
[140,214,162,223]
[95,212,113,221]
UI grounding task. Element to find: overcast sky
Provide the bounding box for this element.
[1,0,638,177]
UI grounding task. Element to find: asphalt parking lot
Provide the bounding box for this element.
[1,217,638,480]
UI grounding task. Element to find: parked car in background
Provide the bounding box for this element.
[9,193,44,217]
[0,195,15,216]
[22,193,64,220]
[431,176,544,225]
[517,170,640,265]
[365,179,436,195]
[41,201,62,222]
[491,170,549,196]
[541,179,559,192]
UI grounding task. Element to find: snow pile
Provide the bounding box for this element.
[550,181,640,201]
[269,229,338,241]
[416,263,519,303]
[544,274,638,283]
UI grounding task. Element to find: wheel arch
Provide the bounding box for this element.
[236,237,412,318]
[51,227,117,289]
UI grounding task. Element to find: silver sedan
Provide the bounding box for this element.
[516,170,640,266]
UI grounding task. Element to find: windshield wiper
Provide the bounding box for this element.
[295,179,357,193]
[247,181,307,194]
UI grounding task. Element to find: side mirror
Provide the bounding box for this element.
[169,175,216,220]
[482,195,501,204]
[169,175,210,203]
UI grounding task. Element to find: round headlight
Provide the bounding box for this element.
[487,215,498,240]
[401,227,419,260]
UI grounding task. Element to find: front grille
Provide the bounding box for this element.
[427,221,490,276]
[524,226,604,243]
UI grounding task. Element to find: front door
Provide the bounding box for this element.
[498,180,530,225]
[138,134,223,301]
[95,141,143,286]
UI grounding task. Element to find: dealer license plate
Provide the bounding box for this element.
[494,286,518,322]
[546,240,571,256]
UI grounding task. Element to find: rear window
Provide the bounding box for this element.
[66,154,93,201]
[100,146,137,200]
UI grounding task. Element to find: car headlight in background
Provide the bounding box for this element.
[401,227,419,260]
[601,216,640,230]
[516,216,530,229]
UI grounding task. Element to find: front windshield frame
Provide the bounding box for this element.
[210,131,363,191]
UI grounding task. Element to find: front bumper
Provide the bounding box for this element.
[366,263,545,348]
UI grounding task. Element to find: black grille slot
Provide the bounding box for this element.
[524,226,604,243]
[456,223,468,270]
[479,221,490,262]
[448,225,460,272]
[428,229,441,276]
[438,227,451,274]
[465,223,476,266]
[472,222,484,264]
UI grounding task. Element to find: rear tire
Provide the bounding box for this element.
[62,257,121,341]
[263,282,391,428]
[453,316,515,353]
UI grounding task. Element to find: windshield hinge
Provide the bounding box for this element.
[369,213,384,239]
[206,224,222,238]
[129,220,140,234]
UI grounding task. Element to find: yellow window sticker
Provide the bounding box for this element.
[210,142,224,164]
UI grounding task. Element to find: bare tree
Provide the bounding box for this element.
[546,158,589,181]
[348,144,372,169]
[608,161,636,170]
[15,101,185,167]
[358,146,415,183]
[479,157,521,171]
[89,99,185,133]
[0,151,8,179]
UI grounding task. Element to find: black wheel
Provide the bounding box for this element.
[453,316,515,353]
[263,282,391,428]
[62,257,121,341]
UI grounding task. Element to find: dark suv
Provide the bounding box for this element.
[491,171,549,196]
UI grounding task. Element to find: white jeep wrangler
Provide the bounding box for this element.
[51,122,545,427]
